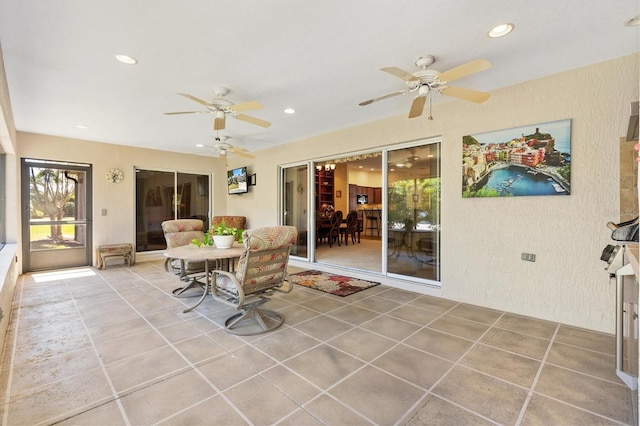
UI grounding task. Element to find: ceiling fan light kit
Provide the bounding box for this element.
[359,55,492,119]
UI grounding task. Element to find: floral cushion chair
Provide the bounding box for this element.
[210,225,298,335]
[161,219,206,292]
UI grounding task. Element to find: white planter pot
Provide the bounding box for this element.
[213,235,235,249]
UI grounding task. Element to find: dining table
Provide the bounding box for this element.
[164,243,245,313]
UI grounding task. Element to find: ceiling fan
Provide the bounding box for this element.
[165,87,271,130]
[201,135,256,160]
[359,55,492,119]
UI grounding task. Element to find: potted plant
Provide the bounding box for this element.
[210,221,239,249]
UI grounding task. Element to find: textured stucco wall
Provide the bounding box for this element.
[229,54,639,332]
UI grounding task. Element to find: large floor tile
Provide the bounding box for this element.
[428,314,489,341]
[480,327,550,360]
[401,394,495,425]
[494,312,558,339]
[404,327,473,361]
[118,369,215,425]
[372,344,453,389]
[329,365,424,425]
[521,393,621,426]
[327,327,397,362]
[535,364,633,424]
[433,366,529,425]
[284,344,364,389]
[555,324,616,356]
[459,344,541,388]
[546,341,619,383]
[222,375,301,424]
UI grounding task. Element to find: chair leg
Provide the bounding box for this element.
[224,299,285,336]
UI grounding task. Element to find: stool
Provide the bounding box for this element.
[365,209,379,237]
[97,243,135,269]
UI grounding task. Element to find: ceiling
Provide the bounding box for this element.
[0,1,638,157]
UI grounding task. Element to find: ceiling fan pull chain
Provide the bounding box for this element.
[428,94,433,120]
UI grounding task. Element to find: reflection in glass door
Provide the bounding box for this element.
[21,159,92,272]
[387,143,441,281]
[135,169,210,252]
[282,164,308,259]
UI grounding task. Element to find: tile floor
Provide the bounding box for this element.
[0,261,635,425]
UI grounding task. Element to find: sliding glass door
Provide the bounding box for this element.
[387,143,441,281]
[135,169,210,252]
[281,164,308,259]
[279,139,441,285]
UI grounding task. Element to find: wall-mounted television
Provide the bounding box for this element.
[227,166,248,194]
[357,193,368,204]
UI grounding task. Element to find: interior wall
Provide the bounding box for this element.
[230,53,639,332]
[16,132,225,268]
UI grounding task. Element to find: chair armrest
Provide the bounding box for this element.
[274,271,294,294]
[211,269,245,307]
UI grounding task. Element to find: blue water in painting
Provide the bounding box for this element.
[484,167,562,196]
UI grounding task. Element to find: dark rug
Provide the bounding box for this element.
[288,270,380,297]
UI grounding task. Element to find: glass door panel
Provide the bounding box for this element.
[135,169,210,252]
[387,143,441,281]
[282,165,308,259]
[22,159,92,272]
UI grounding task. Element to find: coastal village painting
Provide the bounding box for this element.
[462,119,571,197]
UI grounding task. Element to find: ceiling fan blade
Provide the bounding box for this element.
[359,89,408,106]
[164,111,205,115]
[235,114,271,128]
[381,67,419,82]
[440,86,491,103]
[408,96,426,118]
[230,148,256,159]
[178,93,214,107]
[437,59,492,83]
[229,101,263,112]
[214,116,226,130]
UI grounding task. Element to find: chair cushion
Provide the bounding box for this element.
[211,216,246,231]
[235,226,298,284]
[161,219,204,248]
[162,219,203,234]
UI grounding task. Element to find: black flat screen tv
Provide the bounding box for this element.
[227,166,248,194]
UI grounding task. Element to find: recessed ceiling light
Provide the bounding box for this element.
[358,165,363,168]
[370,168,375,171]
[488,23,514,38]
[390,168,395,172]
[427,154,434,158]
[284,108,296,114]
[115,54,138,65]
[396,163,405,167]
[626,16,640,26]
[195,143,204,148]
[75,124,89,129]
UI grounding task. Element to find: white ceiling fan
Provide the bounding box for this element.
[165,86,271,130]
[359,55,492,119]
[199,135,255,162]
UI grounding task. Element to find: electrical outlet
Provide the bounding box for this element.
[521,252,536,262]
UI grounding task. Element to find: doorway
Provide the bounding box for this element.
[281,139,441,285]
[21,159,93,272]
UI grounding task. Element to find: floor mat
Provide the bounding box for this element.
[288,270,380,297]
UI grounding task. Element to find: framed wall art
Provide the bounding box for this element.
[462,119,571,198]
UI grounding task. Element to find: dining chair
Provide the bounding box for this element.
[340,210,359,245]
[326,210,342,247]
